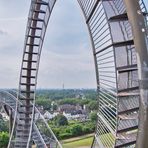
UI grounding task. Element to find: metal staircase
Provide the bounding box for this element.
[8,0,57,147]
[78,0,148,147]
[0,90,62,148]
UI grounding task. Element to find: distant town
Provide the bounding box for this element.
[0,89,98,147]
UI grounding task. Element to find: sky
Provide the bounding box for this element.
[0,0,147,89]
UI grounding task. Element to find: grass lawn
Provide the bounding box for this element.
[61,134,94,148]
[61,133,115,148]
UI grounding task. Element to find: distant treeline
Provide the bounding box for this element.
[36,89,97,100]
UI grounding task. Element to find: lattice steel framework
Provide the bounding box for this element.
[7,0,148,148]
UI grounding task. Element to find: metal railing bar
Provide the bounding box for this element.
[97,55,114,62]
[94,32,111,46]
[95,38,112,49]
[97,60,114,65]
[99,109,117,128]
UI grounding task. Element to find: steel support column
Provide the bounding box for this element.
[124,0,148,147]
[9,108,13,136]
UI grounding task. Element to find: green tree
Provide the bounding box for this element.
[71,124,82,136]
[54,114,68,126]
[89,112,97,122]
[0,132,9,148]
[87,101,98,111]
[0,119,9,132]
[52,104,58,111]
[58,98,78,105]
[36,99,51,110]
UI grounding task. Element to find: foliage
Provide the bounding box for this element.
[49,120,95,140]
[52,104,58,111]
[36,89,97,100]
[70,124,83,136]
[35,98,51,110]
[89,112,97,122]
[87,101,98,111]
[0,119,9,132]
[35,89,98,112]
[58,98,95,107]
[54,114,68,126]
[0,132,9,148]
[58,98,78,105]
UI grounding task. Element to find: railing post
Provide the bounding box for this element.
[124,0,148,147]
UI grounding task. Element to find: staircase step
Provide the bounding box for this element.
[117,125,138,133]
[118,113,138,120]
[31,18,45,22]
[109,12,148,22]
[23,60,37,63]
[21,75,36,79]
[24,51,38,55]
[21,90,35,94]
[115,134,136,148]
[15,145,27,148]
[118,107,139,115]
[26,43,39,46]
[118,87,139,92]
[113,40,134,47]
[117,64,137,73]
[19,105,33,108]
[22,67,37,71]
[95,40,134,54]
[109,13,128,22]
[117,92,139,97]
[17,123,30,127]
[19,97,34,101]
[33,9,46,14]
[18,111,32,114]
[28,35,41,39]
[20,83,36,86]
[34,1,49,5]
[16,135,28,138]
[117,119,138,133]
[115,139,136,148]
[16,129,30,132]
[15,138,28,143]
[19,117,32,121]
[30,26,42,30]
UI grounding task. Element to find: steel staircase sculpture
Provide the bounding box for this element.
[77,0,147,148]
[2,0,147,148]
[8,0,57,147]
[0,90,62,148]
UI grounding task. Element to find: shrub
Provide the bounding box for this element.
[70,124,83,136]
[54,114,68,126]
[0,132,9,148]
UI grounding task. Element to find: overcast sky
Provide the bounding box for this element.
[0,0,147,89]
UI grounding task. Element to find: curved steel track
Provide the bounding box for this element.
[6,0,148,148]
[0,90,62,148]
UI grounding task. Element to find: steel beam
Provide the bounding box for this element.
[124,0,148,147]
[9,109,13,136]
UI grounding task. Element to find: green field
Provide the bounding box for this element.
[61,134,94,148]
[61,133,115,148]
